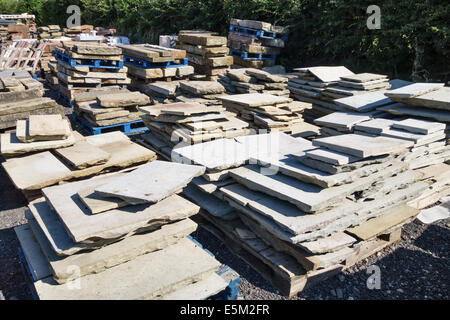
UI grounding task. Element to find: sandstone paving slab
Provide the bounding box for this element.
[399,87,450,111]
[42,173,200,242]
[28,207,197,283]
[146,112,228,124]
[305,66,354,83]
[78,187,128,214]
[312,134,414,158]
[334,91,392,112]
[378,104,450,123]
[34,238,220,300]
[161,273,228,300]
[54,141,111,169]
[95,160,205,205]
[180,81,225,95]
[384,82,444,99]
[139,102,223,116]
[305,148,361,165]
[0,130,76,156]
[76,101,124,115]
[228,162,405,213]
[340,73,387,83]
[392,118,446,135]
[219,93,291,107]
[297,232,356,254]
[192,176,235,195]
[314,112,372,131]
[97,91,150,108]
[353,118,396,134]
[28,114,70,140]
[380,128,445,145]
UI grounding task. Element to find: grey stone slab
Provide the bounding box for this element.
[161,273,228,300]
[353,118,396,134]
[416,197,450,224]
[14,224,50,281]
[219,93,291,107]
[34,238,220,300]
[54,141,111,169]
[139,102,223,116]
[305,148,361,165]
[94,160,205,205]
[305,66,354,83]
[378,104,450,123]
[192,176,235,195]
[340,73,388,83]
[380,128,445,145]
[334,91,392,112]
[298,232,356,254]
[337,79,389,90]
[42,173,200,243]
[312,134,414,158]
[77,187,128,214]
[228,162,405,213]
[29,207,197,283]
[180,81,225,95]
[314,112,372,131]
[392,118,446,135]
[385,83,444,99]
[399,87,450,111]
[182,184,236,220]
[146,112,228,124]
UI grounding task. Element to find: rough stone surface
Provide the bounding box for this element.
[392,118,446,135]
[385,83,444,99]
[54,141,111,169]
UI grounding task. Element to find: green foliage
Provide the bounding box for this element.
[3,0,449,81]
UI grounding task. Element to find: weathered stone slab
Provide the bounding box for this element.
[385,82,444,99]
[399,87,450,111]
[334,91,392,112]
[314,112,371,131]
[346,204,419,240]
[161,273,228,300]
[312,134,414,158]
[340,73,387,83]
[139,102,223,116]
[54,141,111,169]
[95,160,205,205]
[220,93,291,107]
[29,207,197,283]
[42,173,200,243]
[0,131,76,156]
[28,115,70,140]
[392,118,446,135]
[298,232,356,254]
[416,197,450,224]
[338,79,389,90]
[353,118,396,134]
[0,88,43,104]
[381,128,445,145]
[179,34,226,46]
[0,97,60,117]
[34,238,220,300]
[73,44,122,55]
[228,162,405,213]
[305,148,361,165]
[378,104,450,123]
[180,81,225,95]
[97,91,150,108]
[304,66,354,83]
[78,187,128,214]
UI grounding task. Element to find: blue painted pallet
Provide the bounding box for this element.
[53,50,124,69]
[229,24,288,41]
[72,115,148,135]
[229,48,276,61]
[124,55,188,69]
[188,235,241,300]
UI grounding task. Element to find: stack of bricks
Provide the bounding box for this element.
[176,30,233,80]
[53,42,129,102]
[228,19,287,69]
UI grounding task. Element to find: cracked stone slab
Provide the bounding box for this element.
[94,160,205,205]
[312,134,414,158]
[297,232,356,254]
[34,238,220,300]
[42,173,200,243]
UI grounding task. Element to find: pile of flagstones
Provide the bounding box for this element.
[37,25,62,39]
[176,31,233,79]
[172,131,448,296]
[73,87,150,128]
[119,44,194,85]
[2,130,156,200]
[228,19,287,69]
[54,43,129,101]
[218,67,290,96]
[219,93,320,137]
[138,101,251,158]
[14,160,231,300]
[0,73,64,129]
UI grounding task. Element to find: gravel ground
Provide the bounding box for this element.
[0,160,448,300]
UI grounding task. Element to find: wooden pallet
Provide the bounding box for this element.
[0,41,43,73]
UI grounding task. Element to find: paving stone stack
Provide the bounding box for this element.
[218,67,290,96]
[0,73,65,129]
[176,31,233,79]
[62,25,94,39]
[228,19,287,69]
[14,160,232,299]
[37,25,63,39]
[119,44,193,87]
[53,42,130,102]
[2,130,157,200]
[138,101,251,159]
[379,83,450,143]
[219,93,320,138]
[73,88,150,130]
[173,131,447,297]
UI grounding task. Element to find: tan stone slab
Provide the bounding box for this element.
[298,232,356,254]
[54,141,111,169]
[28,115,69,140]
[179,81,225,95]
[346,204,419,240]
[139,102,222,116]
[78,187,128,214]
[97,91,150,108]
[34,238,220,300]
[161,273,228,300]
[0,97,59,117]
[312,134,414,158]
[178,34,227,46]
[95,160,205,205]
[305,66,354,83]
[378,104,450,123]
[220,93,291,107]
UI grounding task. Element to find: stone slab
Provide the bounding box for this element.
[353,118,396,134]
[399,87,450,111]
[298,232,356,254]
[78,187,128,214]
[42,173,200,243]
[340,73,388,83]
[378,104,450,123]
[180,81,225,95]
[304,66,354,83]
[95,160,205,205]
[161,273,228,300]
[416,197,450,224]
[97,91,150,108]
[34,238,220,300]
[312,134,414,158]
[305,148,361,165]
[334,91,392,112]
[380,128,445,145]
[314,112,372,131]
[139,102,223,116]
[220,93,291,107]
[28,114,70,140]
[54,141,111,169]
[385,83,444,99]
[392,118,446,135]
